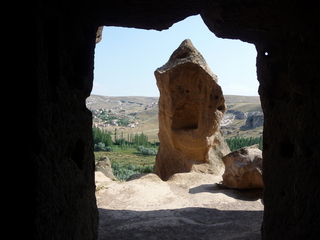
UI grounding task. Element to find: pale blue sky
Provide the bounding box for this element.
[93,15,259,97]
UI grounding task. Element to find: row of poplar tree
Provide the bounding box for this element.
[93,126,263,152]
[92,126,155,150]
[225,136,263,151]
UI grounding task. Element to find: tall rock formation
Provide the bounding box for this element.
[154,39,228,180]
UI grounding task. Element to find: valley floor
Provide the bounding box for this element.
[96,172,264,239]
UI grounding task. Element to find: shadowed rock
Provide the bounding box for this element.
[32,1,320,238]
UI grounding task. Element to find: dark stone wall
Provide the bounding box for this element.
[201,1,320,238]
[202,1,320,238]
[31,0,319,239]
[256,20,320,240]
[31,2,99,239]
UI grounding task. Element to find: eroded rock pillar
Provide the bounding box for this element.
[154,39,228,180]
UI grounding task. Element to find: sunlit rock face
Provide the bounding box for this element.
[222,145,263,189]
[154,39,228,180]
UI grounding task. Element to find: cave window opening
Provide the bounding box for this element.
[91,14,260,177]
[91,13,268,240]
[91,16,263,236]
[91,14,260,178]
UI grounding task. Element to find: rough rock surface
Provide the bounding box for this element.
[229,110,248,120]
[31,0,320,238]
[95,26,104,43]
[95,156,115,179]
[154,39,228,180]
[222,145,263,189]
[95,171,113,189]
[96,172,264,240]
[245,113,264,128]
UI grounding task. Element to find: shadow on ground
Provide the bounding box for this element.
[98,207,263,240]
[188,184,263,201]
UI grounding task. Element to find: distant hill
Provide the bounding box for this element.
[86,95,159,113]
[86,94,263,141]
[86,95,160,141]
[222,95,263,138]
[86,95,260,111]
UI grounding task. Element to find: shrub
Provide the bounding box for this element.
[105,146,114,152]
[137,145,145,153]
[94,142,114,152]
[111,162,154,181]
[94,142,106,151]
[137,145,158,156]
[141,148,157,156]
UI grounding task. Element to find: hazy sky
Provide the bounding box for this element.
[93,15,259,97]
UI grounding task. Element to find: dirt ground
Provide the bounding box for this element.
[95,171,264,240]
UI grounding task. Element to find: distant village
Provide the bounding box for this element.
[89,101,158,129]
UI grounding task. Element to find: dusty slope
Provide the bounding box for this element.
[96,172,264,239]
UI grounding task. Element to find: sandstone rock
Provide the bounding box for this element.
[222,145,263,189]
[95,156,115,179]
[97,172,263,239]
[154,39,228,180]
[95,171,113,189]
[95,26,104,43]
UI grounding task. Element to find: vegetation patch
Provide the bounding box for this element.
[112,163,153,181]
[226,136,263,151]
[93,124,264,181]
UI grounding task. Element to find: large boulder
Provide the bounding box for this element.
[154,39,228,180]
[95,156,115,179]
[222,145,263,189]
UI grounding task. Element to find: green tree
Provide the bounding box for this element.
[94,142,106,151]
[134,132,149,147]
[92,126,113,147]
[226,136,263,151]
[137,145,157,156]
[118,118,130,126]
